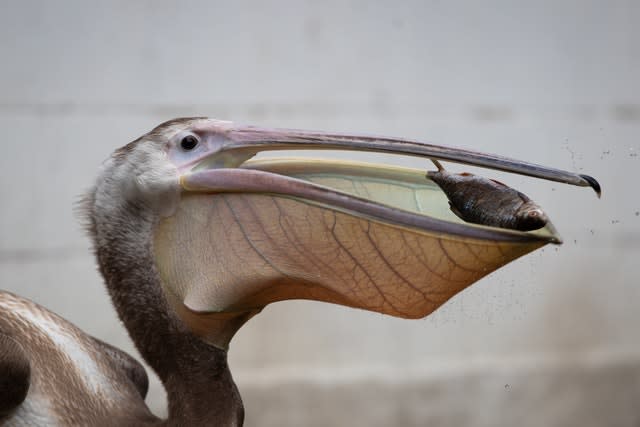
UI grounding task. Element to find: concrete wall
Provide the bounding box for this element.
[1,1,638,425]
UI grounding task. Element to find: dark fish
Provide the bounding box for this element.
[427,160,549,231]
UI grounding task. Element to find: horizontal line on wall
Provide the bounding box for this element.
[0,103,639,122]
[0,247,90,263]
[232,349,640,386]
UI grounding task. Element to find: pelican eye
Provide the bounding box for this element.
[180,135,199,151]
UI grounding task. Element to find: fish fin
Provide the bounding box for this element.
[489,178,509,187]
[0,333,30,416]
[515,191,531,203]
[448,201,467,221]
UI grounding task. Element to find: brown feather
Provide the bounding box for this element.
[0,291,156,426]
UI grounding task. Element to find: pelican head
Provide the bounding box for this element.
[88,117,600,351]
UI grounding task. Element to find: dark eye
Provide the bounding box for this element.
[180,135,199,150]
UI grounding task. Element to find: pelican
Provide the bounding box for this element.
[0,291,154,426]
[1,118,600,425]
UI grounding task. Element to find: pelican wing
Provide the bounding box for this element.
[0,333,30,416]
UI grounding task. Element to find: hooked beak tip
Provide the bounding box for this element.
[579,174,602,198]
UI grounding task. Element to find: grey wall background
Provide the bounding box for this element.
[1,1,638,426]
